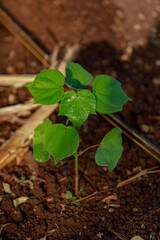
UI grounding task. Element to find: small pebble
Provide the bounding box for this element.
[141,223,145,229]
[133,24,141,31]
[133,208,139,212]
[126,170,131,175]
[31,61,37,67]
[6,66,15,73]
[133,166,142,172]
[116,9,124,19]
[152,78,160,85]
[9,51,15,59]
[138,13,145,20]
[108,208,114,213]
[155,60,160,66]
[141,124,149,133]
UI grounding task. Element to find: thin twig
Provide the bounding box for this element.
[148,115,160,120]
[72,191,99,203]
[106,224,127,240]
[72,167,160,204]
[117,166,159,188]
[0,74,35,87]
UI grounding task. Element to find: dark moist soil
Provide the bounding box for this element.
[0,0,160,239]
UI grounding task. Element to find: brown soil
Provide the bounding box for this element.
[0,0,160,239]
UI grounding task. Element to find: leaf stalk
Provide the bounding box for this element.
[78,144,100,157]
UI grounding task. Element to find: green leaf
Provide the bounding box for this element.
[95,128,123,171]
[26,70,65,105]
[93,74,131,114]
[66,191,73,199]
[71,196,80,205]
[44,124,79,165]
[72,196,77,200]
[19,176,26,181]
[33,120,52,162]
[66,62,93,89]
[25,82,33,88]
[59,90,96,128]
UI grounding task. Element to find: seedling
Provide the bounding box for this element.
[66,190,80,205]
[26,62,131,196]
[19,176,26,181]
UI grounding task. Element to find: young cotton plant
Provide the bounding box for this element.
[26,62,131,196]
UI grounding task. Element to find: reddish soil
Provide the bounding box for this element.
[0,0,160,239]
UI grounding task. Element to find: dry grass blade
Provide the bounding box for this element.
[0,114,26,124]
[39,224,59,240]
[57,44,80,76]
[117,167,160,188]
[0,74,35,87]
[106,224,128,240]
[13,197,29,207]
[0,223,11,236]
[0,100,39,114]
[50,45,60,69]
[2,182,13,195]
[0,104,58,169]
[148,115,160,120]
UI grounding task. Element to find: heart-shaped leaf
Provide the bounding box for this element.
[66,62,93,89]
[95,128,123,171]
[59,90,96,128]
[44,124,79,165]
[33,120,52,162]
[26,70,65,105]
[93,74,131,114]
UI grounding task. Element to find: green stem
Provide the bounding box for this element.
[74,151,79,196]
[78,144,100,157]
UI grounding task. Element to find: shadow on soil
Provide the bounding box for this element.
[75,23,160,147]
